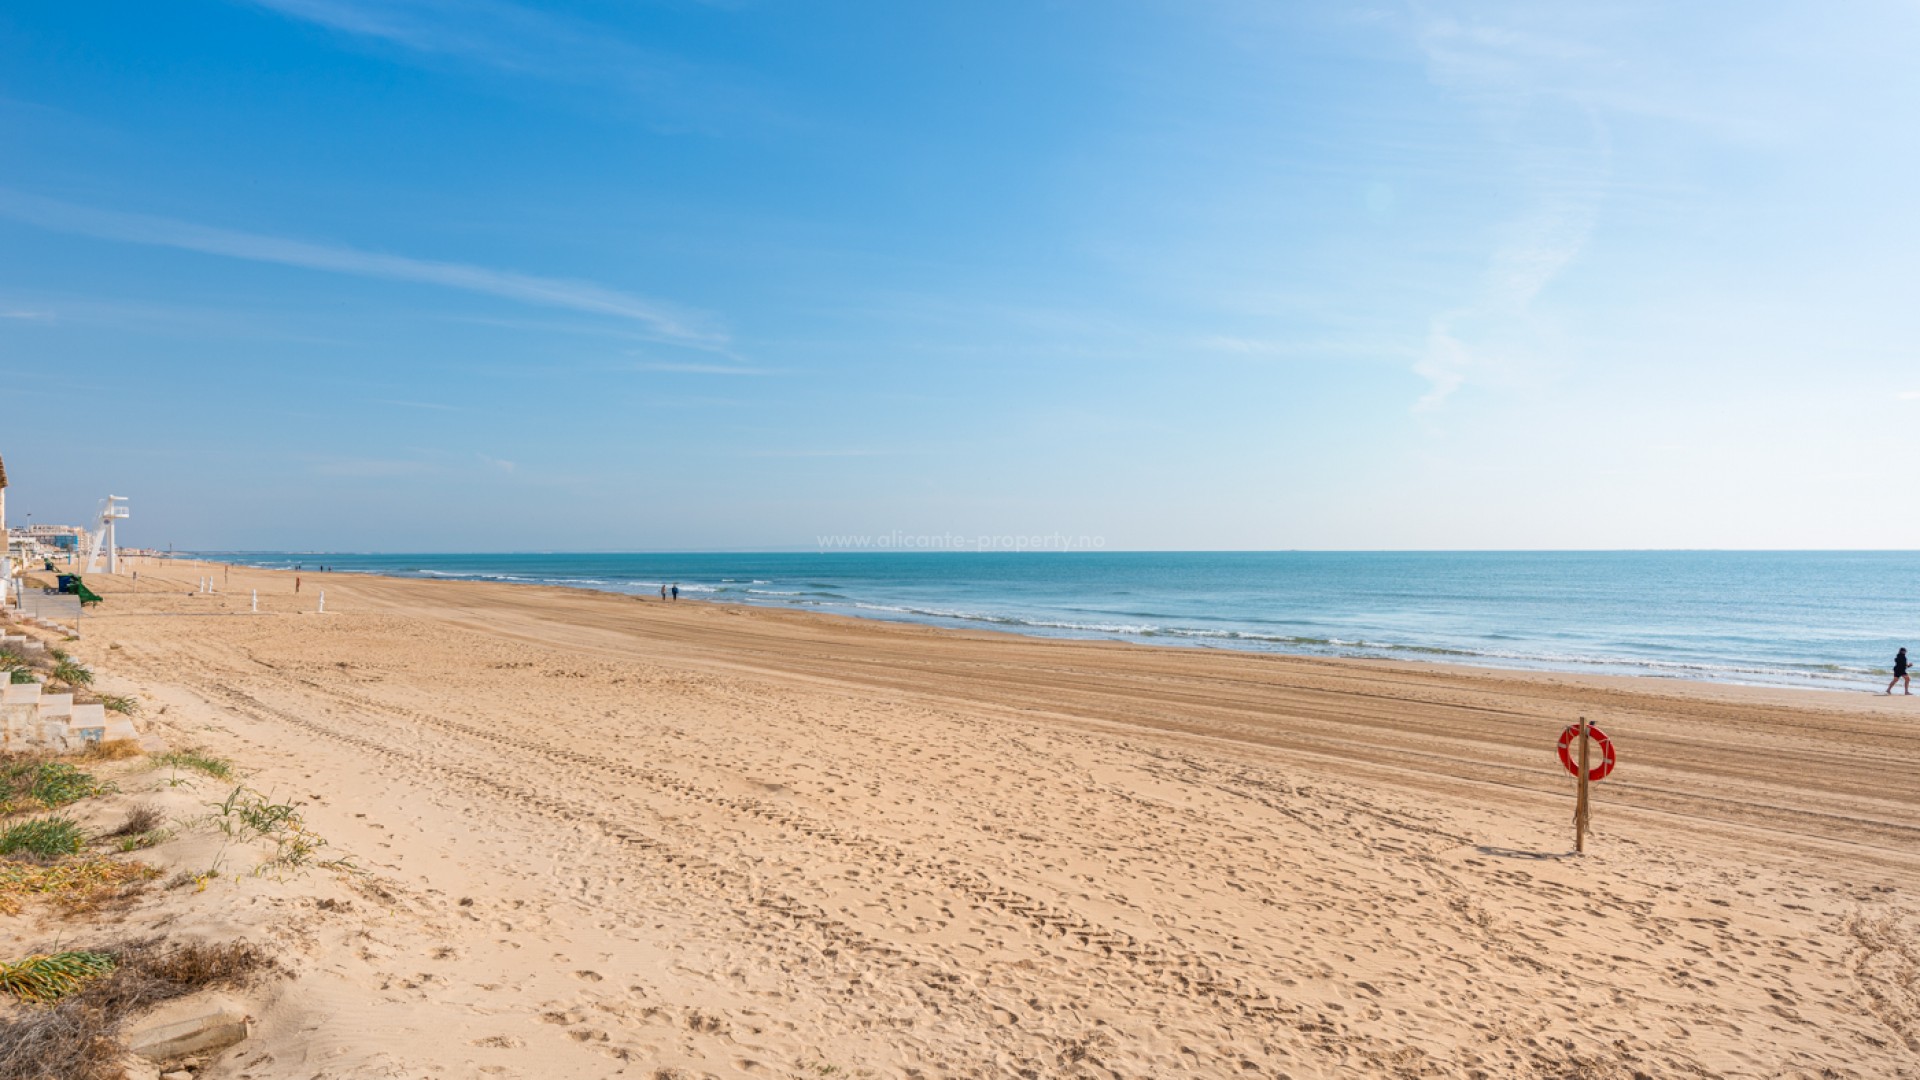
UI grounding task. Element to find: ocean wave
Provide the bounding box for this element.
[789,600,1882,686]
[192,552,1900,690]
[416,570,541,583]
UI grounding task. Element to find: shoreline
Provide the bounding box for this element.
[174,553,1904,701]
[109,553,1920,748]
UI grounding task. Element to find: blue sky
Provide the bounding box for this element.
[2,1,1916,550]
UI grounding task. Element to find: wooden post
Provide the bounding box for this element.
[1574,716,1592,853]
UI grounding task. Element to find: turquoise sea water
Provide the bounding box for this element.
[203,551,1920,691]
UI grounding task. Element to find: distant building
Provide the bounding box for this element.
[0,454,8,590]
[7,524,89,562]
[1,458,96,572]
[23,524,86,542]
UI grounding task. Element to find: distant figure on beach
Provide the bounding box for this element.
[659,584,666,601]
[295,576,301,594]
[672,584,680,602]
[1888,648,1910,695]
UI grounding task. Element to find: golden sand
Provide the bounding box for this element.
[22,557,1919,1078]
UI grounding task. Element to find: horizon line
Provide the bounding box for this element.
[172,547,1920,556]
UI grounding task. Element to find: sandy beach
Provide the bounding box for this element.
[17,557,1920,1078]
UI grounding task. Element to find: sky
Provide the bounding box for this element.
[2,0,1917,551]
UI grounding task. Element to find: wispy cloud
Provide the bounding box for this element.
[238,0,771,133]
[1407,6,1803,145]
[1416,136,1608,412]
[435,313,675,343]
[243,0,509,56]
[1414,16,1603,103]
[1413,322,1471,412]
[0,189,725,348]
[0,292,364,344]
[1899,391,1920,401]
[1404,11,1615,411]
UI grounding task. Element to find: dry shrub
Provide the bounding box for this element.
[0,859,158,917]
[0,939,276,1080]
[118,940,273,991]
[102,805,163,839]
[75,741,142,763]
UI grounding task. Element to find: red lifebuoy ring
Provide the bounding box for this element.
[1557,723,1616,781]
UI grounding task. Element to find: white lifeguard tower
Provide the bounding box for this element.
[84,495,129,575]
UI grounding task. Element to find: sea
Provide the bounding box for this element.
[200,551,1919,692]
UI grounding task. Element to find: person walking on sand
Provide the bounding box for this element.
[1887,648,1911,695]
[671,584,679,602]
[659,584,666,601]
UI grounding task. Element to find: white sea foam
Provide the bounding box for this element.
[198,551,1911,691]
